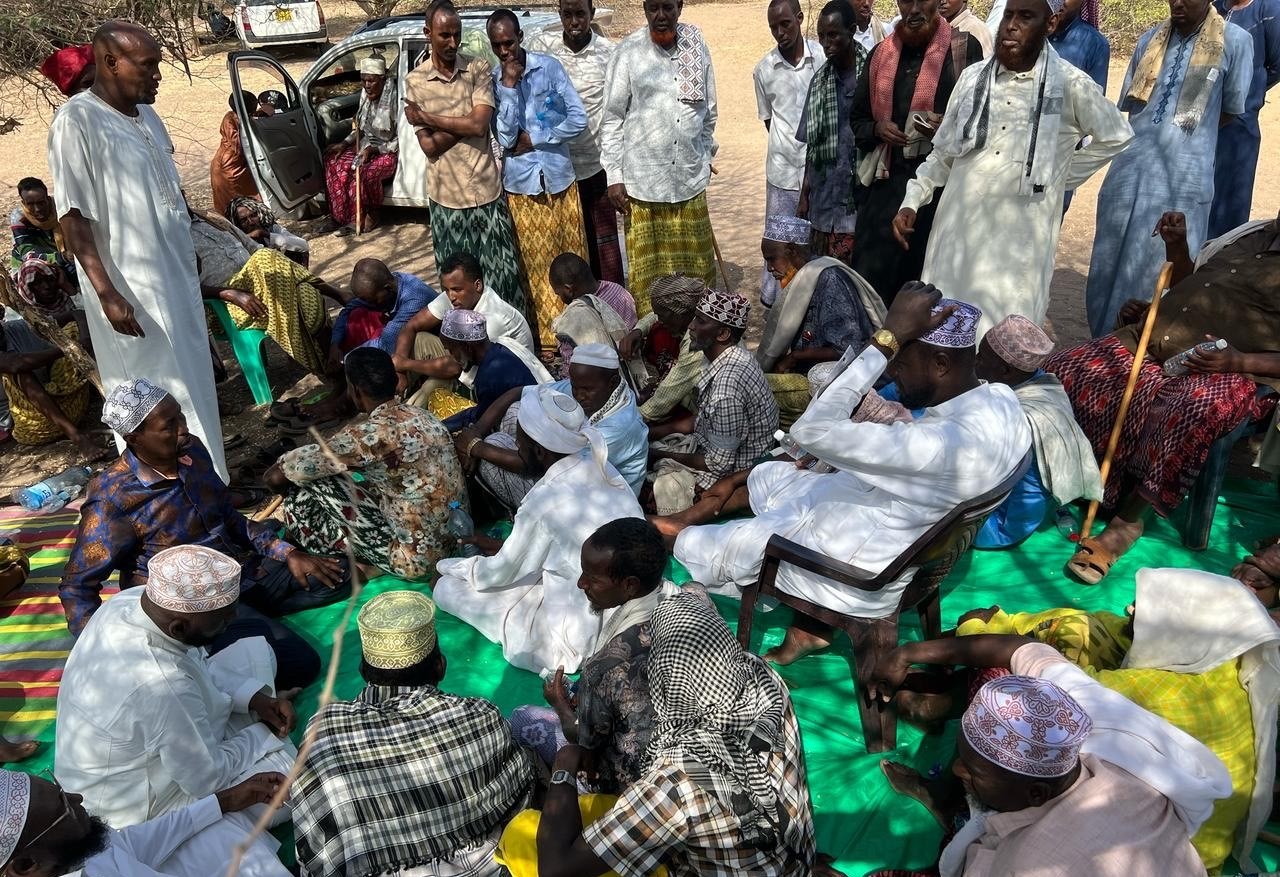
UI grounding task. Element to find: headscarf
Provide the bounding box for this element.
[38,44,93,97]
[225,196,276,232]
[17,197,68,265]
[961,675,1092,778]
[101,377,170,436]
[145,545,241,614]
[645,588,792,847]
[516,385,623,487]
[14,256,71,315]
[986,314,1054,371]
[0,770,31,862]
[647,274,706,316]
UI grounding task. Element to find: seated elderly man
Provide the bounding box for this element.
[330,257,437,357]
[647,287,779,515]
[0,768,291,877]
[510,518,680,792]
[189,210,343,377]
[972,314,1103,548]
[1051,208,1280,584]
[434,385,644,674]
[393,251,537,400]
[656,285,1031,665]
[457,343,648,510]
[618,275,706,422]
[867,633,1235,876]
[508,586,817,877]
[939,568,1280,872]
[429,308,551,431]
[548,252,645,384]
[294,591,536,877]
[56,545,301,828]
[61,378,349,688]
[265,348,466,581]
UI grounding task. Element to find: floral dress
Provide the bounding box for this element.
[280,399,466,579]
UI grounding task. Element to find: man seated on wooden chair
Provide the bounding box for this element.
[651,283,1032,664]
[1051,207,1280,586]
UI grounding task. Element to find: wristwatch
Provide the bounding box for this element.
[550,769,576,788]
[872,328,900,358]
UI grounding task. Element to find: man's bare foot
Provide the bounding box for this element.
[1091,516,1144,561]
[880,760,964,829]
[763,625,832,665]
[0,738,38,764]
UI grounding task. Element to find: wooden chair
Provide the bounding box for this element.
[736,452,1033,753]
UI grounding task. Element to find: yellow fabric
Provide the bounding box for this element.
[507,184,589,350]
[222,248,328,374]
[426,388,476,421]
[1126,7,1227,106]
[21,202,68,263]
[766,371,811,432]
[496,794,668,877]
[1091,660,1254,875]
[3,322,89,446]
[956,607,1131,671]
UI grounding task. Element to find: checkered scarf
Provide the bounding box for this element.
[293,684,535,877]
[804,46,867,172]
[646,589,790,847]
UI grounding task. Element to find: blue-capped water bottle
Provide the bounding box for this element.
[11,465,92,513]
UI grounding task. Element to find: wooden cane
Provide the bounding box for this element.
[353,118,363,237]
[1078,262,1174,540]
[706,164,732,292]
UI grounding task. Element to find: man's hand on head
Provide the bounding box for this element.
[883,281,952,345]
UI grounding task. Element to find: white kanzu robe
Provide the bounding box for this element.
[901,54,1133,336]
[434,449,643,674]
[55,590,295,828]
[48,92,227,480]
[675,346,1032,617]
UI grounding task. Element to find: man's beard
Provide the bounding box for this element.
[897,16,940,47]
[650,27,677,47]
[55,815,112,872]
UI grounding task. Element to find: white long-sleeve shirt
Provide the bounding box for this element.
[55,590,287,827]
[76,795,289,877]
[434,449,643,673]
[600,26,717,203]
[675,346,1032,616]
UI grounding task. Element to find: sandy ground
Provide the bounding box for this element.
[0,0,1277,490]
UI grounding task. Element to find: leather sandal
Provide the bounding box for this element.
[1064,537,1117,586]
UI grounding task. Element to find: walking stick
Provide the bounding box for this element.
[707,164,732,292]
[353,118,363,237]
[1078,261,1174,540]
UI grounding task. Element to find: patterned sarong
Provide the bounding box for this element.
[508,184,590,351]
[578,170,624,285]
[221,247,329,374]
[1047,336,1269,515]
[625,192,717,317]
[429,198,525,313]
[323,149,397,226]
[281,476,394,572]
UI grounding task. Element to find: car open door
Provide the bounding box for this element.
[228,51,323,215]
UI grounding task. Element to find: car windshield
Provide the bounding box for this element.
[309,43,399,106]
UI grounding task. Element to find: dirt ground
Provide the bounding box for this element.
[0,0,1277,491]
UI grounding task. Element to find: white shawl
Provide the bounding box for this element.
[1014,374,1103,505]
[755,257,886,372]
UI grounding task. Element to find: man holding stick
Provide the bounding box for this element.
[1050,207,1280,584]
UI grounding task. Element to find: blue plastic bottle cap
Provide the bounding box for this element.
[448,500,461,509]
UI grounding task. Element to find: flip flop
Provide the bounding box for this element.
[268,399,306,425]
[223,432,246,453]
[1064,537,1117,586]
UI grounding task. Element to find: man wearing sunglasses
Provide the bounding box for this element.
[0,768,289,876]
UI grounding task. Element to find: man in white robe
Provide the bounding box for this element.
[47,21,226,480]
[659,284,1031,664]
[892,0,1133,336]
[434,384,644,674]
[55,545,299,828]
[0,768,290,877]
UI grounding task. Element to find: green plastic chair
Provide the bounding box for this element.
[207,299,274,405]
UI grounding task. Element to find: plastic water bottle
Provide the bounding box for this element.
[1162,338,1227,377]
[1055,507,1079,542]
[11,465,92,513]
[446,500,481,558]
[774,429,803,460]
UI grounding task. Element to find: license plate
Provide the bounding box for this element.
[273,8,293,21]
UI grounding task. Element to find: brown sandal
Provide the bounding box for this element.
[1065,537,1117,586]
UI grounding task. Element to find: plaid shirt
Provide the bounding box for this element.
[582,688,815,876]
[60,439,292,635]
[294,683,536,877]
[692,345,779,488]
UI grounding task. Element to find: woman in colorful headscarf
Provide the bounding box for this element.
[9,177,75,283]
[226,196,310,266]
[323,56,399,235]
[37,43,95,97]
[210,91,263,215]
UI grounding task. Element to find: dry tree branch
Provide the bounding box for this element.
[224,423,369,877]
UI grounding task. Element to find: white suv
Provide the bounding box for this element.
[234,0,329,50]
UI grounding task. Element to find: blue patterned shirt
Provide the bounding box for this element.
[493,51,588,196]
[332,271,438,355]
[60,438,293,635]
